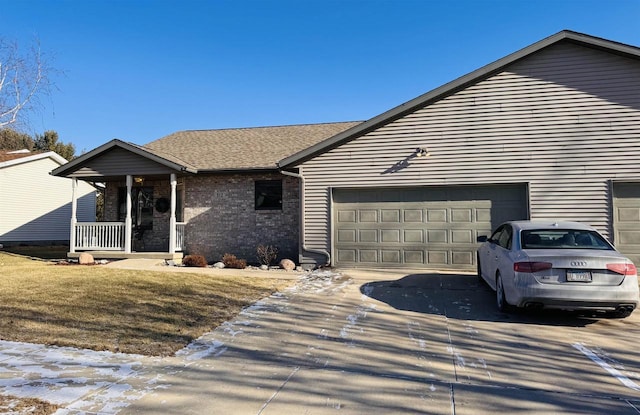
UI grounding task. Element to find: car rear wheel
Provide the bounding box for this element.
[476,254,483,281]
[496,274,511,312]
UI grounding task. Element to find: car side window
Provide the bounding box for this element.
[489,226,504,244]
[498,225,513,249]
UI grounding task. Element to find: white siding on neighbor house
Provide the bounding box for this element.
[0,156,96,242]
[299,42,640,260]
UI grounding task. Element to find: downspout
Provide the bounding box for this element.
[279,169,331,267]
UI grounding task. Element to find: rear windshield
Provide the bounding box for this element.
[521,229,613,250]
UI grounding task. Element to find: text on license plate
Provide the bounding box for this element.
[567,270,592,282]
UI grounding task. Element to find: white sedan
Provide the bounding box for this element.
[477,221,639,317]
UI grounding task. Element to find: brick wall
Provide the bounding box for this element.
[184,173,300,264]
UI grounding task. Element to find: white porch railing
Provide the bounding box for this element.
[175,222,186,252]
[72,221,186,252]
[75,222,126,251]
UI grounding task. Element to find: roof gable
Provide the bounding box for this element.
[52,139,198,179]
[278,30,640,168]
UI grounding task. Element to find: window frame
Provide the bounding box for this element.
[254,180,283,211]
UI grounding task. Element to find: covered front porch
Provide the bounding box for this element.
[52,139,198,261]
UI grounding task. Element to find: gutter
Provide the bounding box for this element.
[279,169,331,267]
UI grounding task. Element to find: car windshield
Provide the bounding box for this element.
[521,229,613,250]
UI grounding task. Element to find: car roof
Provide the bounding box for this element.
[505,220,596,232]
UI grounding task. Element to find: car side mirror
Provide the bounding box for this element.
[477,235,488,243]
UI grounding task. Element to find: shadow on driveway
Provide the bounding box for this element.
[360,272,601,327]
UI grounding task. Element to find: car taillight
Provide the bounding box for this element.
[607,263,638,276]
[514,262,553,273]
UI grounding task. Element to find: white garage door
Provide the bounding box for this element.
[333,184,528,269]
[613,182,640,266]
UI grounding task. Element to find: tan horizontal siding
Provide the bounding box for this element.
[299,42,640,256]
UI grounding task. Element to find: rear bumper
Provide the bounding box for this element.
[511,277,640,311]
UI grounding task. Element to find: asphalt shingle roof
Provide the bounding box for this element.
[0,150,40,163]
[144,122,362,171]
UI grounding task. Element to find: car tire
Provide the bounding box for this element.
[496,274,511,313]
[476,254,483,281]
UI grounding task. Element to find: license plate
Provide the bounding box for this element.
[567,270,592,282]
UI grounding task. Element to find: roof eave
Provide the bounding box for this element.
[196,167,281,175]
[278,30,640,168]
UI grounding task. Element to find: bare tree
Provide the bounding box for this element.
[0,37,51,128]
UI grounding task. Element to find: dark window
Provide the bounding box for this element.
[489,225,513,250]
[255,180,282,210]
[118,186,154,230]
[521,229,613,250]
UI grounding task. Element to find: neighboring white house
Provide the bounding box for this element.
[0,150,96,245]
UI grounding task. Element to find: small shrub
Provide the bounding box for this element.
[183,255,207,268]
[256,244,278,266]
[222,253,247,269]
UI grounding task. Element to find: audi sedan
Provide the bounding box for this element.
[477,221,639,317]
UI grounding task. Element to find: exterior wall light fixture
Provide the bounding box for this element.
[415,147,431,157]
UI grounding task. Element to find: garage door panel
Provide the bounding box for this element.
[451,230,473,243]
[333,184,528,269]
[427,209,447,222]
[451,208,473,222]
[404,250,424,263]
[427,230,447,243]
[613,183,640,266]
[337,229,356,243]
[359,229,377,243]
[381,250,401,263]
[359,210,377,222]
[381,210,400,222]
[381,229,400,243]
[404,209,423,222]
[404,229,424,243]
[338,210,356,223]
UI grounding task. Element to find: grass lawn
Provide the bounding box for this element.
[0,394,59,414]
[0,252,293,356]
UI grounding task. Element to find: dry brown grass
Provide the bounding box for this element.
[0,394,59,414]
[0,252,292,356]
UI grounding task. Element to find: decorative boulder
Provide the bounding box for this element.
[78,253,94,265]
[279,259,295,271]
[259,264,269,270]
[213,261,225,269]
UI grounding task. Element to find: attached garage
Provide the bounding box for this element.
[332,184,528,269]
[278,31,640,270]
[613,182,640,266]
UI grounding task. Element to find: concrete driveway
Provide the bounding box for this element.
[120,268,640,414]
[3,267,640,414]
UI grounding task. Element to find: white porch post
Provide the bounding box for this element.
[124,175,133,253]
[169,173,177,254]
[69,178,78,253]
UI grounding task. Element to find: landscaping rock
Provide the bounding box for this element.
[279,259,295,271]
[259,264,269,270]
[213,261,225,269]
[78,253,94,265]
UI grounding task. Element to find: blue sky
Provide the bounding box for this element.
[2,0,639,153]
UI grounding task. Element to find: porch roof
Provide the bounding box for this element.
[51,139,198,180]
